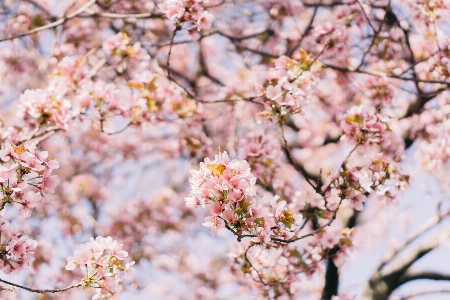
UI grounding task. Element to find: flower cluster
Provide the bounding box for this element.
[0,143,58,216]
[0,219,38,274]
[185,152,302,243]
[312,22,348,55]
[102,32,149,67]
[341,105,391,146]
[257,51,318,116]
[413,0,450,21]
[365,77,394,105]
[65,236,135,300]
[127,71,198,122]
[158,0,215,31]
[240,129,283,185]
[18,57,88,130]
[76,80,129,117]
[329,155,409,207]
[230,227,353,298]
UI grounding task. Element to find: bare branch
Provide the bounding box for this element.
[0,278,81,294]
[396,288,450,300]
[378,210,450,272]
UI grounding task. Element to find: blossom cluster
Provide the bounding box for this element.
[109,188,194,251]
[230,227,353,298]
[185,151,302,243]
[18,50,198,133]
[413,0,450,21]
[312,22,348,55]
[429,40,450,79]
[340,105,391,147]
[0,219,38,274]
[0,142,58,217]
[102,32,150,69]
[127,70,199,122]
[326,153,409,208]
[65,236,134,300]
[18,57,88,130]
[364,77,394,105]
[158,0,215,31]
[240,129,283,185]
[257,51,318,117]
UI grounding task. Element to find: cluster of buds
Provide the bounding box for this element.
[185,151,302,243]
[0,219,38,274]
[65,236,135,300]
[0,143,58,216]
[158,0,215,31]
[256,51,318,117]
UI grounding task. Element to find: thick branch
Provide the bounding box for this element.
[399,271,450,284]
[378,210,450,272]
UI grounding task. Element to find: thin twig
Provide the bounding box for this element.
[0,278,81,294]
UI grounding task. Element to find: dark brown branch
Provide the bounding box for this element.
[400,271,450,284]
[302,0,345,7]
[324,63,450,85]
[278,121,318,189]
[0,278,81,294]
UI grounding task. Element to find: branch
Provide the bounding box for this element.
[324,63,450,85]
[378,210,450,272]
[0,0,97,43]
[288,6,318,56]
[400,271,450,284]
[243,243,287,287]
[0,278,81,294]
[217,29,274,42]
[355,0,376,33]
[83,8,163,19]
[397,288,450,300]
[382,233,446,279]
[278,121,318,190]
[302,0,345,7]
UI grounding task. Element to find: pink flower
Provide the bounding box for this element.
[197,11,215,31]
[266,85,283,100]
[13,191,42,218]
[209,201,222,216]
[202,216,225,236]
[349,194,366,211]
[320,230,340,249]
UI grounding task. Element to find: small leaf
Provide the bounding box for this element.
[207,164,226,176]
[127,80,144,89]
[346,115,364,124]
